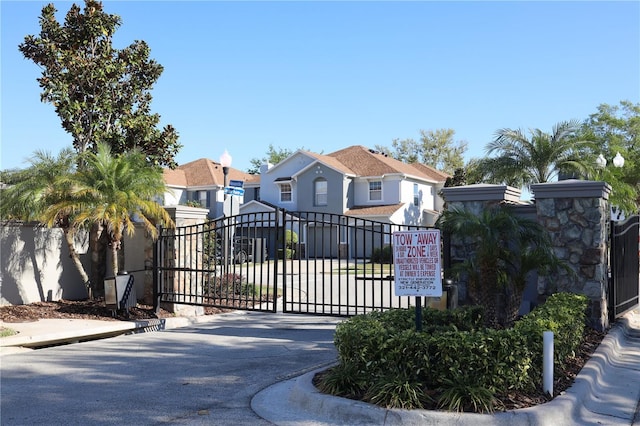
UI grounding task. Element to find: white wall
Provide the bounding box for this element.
[1,224,90,305]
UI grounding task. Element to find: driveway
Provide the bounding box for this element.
[0,311,342,425]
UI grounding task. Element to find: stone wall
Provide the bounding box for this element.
[531,180,611,330]
[441,181,612,331]
[157,206,210,316]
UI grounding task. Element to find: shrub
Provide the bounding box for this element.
[321,293,589,412]
[205,273,254,298]
[370,245,393,264]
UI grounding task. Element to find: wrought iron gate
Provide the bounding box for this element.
[153,209,445,316]
[610,215,640,319]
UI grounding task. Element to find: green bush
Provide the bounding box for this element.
[323,292,589,412]
[370,245,393,264]
[205,273,254,298]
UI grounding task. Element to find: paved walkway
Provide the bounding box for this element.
[1,308,639,425]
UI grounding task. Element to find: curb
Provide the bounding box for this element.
[253,319,640,426]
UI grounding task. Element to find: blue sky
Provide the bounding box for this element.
[2,1,639,173]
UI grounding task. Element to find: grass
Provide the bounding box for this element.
[0,327,17,338]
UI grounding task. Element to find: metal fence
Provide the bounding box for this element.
[153,209,447,316]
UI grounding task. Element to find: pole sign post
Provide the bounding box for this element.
[392,229,442,332]
[392,230,442,297]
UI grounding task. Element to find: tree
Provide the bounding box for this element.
[378,129,467,174]
[247,144,303,174]
[477,121,594,189]
[19,1,181,168]
[0,149,92,296]
[437,205,568,328]
[581,101,639,214]
[43,143,174,276]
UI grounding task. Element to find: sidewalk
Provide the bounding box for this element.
[1,309,639,425]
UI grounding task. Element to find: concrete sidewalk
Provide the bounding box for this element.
[1,309,639,425]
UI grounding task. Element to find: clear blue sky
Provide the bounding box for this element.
[2,1,639,173]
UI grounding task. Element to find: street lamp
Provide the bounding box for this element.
[219,150,233,265]
[596,152,626,221]
[220,150,232,191]
[596,152,625,169]
[613,152,625,168]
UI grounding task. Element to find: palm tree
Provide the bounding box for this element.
[43,143,173,276]
[478,120,594,188]
[437,205,568,328]
[0,149,93,296]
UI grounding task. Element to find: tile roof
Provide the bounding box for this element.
[163,158,255,187]
[345,203,405,217]
[326,145,448,182]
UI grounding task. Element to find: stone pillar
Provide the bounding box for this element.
[531,180,612,331]
[440,184,525,303]
[151,205,210,316]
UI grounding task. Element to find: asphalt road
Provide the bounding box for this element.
[0,311,343,426]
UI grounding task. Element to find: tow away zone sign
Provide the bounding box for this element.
[392,230,442,297]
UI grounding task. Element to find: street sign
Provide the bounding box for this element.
[229,179,244,188]
[224,187,245,196]
[392,230,442,297]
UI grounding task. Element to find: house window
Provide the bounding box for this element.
[413,183,419,207]
[255,187,260,201]
[369,180,382,201]
[315,179,327,206]
[280,183,292,202]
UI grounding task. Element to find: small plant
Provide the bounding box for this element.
[206,273,251,298]
[437,380,497,413]
[370,245,393,264]
[315,362,366,399]
[0,327,16,338]
[365,370,432,409]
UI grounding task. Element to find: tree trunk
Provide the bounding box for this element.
[111,243,119,276]
[62,227,92,299]
[90,223,108,298]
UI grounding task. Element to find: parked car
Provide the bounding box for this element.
[215,235,268,264]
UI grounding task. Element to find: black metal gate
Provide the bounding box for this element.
[610,215,640,319]
[153,209,445,316]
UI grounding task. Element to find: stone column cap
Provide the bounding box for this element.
[441,184,523,203]
[531,180,611,200]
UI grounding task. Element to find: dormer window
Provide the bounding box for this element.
[369,180,382,201]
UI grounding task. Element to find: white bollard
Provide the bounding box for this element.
[543,331,554,397]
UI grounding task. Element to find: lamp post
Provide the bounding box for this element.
[219,150,233,265]
[596,152,626,221]
[220,150,232,198]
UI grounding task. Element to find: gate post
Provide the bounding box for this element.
[531,180,612,331]
[161,205,209,316]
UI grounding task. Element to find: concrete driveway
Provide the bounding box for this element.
[0,311,342,425]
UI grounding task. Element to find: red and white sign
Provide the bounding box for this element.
[392,230,442,297]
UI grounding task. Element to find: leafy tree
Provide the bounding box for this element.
[581,101,639,214]
[43,143,174,276]
[437,205,568,328]
[247,144,304,174]
[0,149,91,295]
[379,129,467,174]
[18,0,181,168]
[477,120,593,189]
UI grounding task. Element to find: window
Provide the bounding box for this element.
[369,180,382,201]
[413,183,419,207]
[315,179,327,206]
[280,183,292,202]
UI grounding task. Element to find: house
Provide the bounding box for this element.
[163,158,259,219]
[251,145,449,226]
[241,145,449,259]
